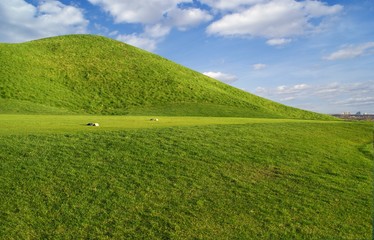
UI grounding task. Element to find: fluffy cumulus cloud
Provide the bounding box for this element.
[88,0,179,24]
[0,0,88,43]
[302,0,343,17]
[118,23,173,51]
[116,34,157,52]
[85,0,344,50]
[111,6,211,51]
[88,0,212,26]
[206,0,342,43]
[324,42,374,60]
[203,71,238,83]
[0,0,346,50]
[167,7,213,30]
[88,0,212,50]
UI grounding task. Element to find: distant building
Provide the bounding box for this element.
[332,112,374,121]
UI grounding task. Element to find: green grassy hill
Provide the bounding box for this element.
[0,34,330,119]
[0,34,372,239]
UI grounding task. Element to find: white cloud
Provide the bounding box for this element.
[314,81,374,97]
[206,0,342,43]
[276,83,310,94]
[200,0,265,10]
[116,8,211,52]
[144,24,171,39]
[280,96,295,101]
[256,83,311,102]
[255,81,374,112]
[324,42,374,60]
[0,0,88,43]
[255,86,267,94]
[167,8,213,30]
[88,0,213,51]
[203,71,238,83]
[303,0,343,17]
[94,23,109,33]
[117,34,157,52]
[266,38,292,46]
[314,82,341,95]
[334,97,374,106]
[207,0,305,38]
[294,84,310,90]
[88,0,180,24]
[115,25,167,52]
[252,63,267,70]
[88,0,213,28]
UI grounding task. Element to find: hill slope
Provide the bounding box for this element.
[0,34,330,119]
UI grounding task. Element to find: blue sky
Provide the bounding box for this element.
[1,0,373,114]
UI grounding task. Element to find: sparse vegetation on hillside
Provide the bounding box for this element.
[0,34,331,119]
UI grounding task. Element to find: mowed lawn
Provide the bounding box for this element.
[0,114,329,135]
[0,115,372,239]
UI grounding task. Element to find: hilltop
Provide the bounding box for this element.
[0,34,330,119]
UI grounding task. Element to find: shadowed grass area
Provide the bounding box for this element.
[0,118,372,239]
[0,34,332,120]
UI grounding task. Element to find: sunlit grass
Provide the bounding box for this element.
[0,116,372,239]
[0,114,338,135]
[0,34,333,120]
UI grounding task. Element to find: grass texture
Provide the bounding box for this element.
[0,116,372,239]
[0,114,332,135]
[0,34,332,119]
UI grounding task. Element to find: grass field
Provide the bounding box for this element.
[0,114,372,239]
[0,114,335,135]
